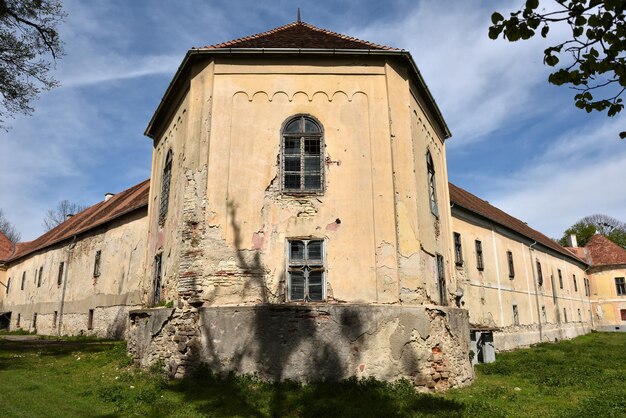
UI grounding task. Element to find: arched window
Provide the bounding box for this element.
[281,115,324,192]
[159,149,173,223]
[426,151,438,216]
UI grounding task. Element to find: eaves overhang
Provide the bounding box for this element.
[144,48,452,141]
[451,204,589,269]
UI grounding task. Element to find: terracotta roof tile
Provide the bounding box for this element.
[9,180,150,262]
[564,246,588,263]
[0,231,15,262]
[201,21,397,51]
[449,183,584,264]
[584,234,626,266]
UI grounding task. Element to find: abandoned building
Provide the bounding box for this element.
[565,234,626,332]
[0,181,149,337]
[0,20,622,390]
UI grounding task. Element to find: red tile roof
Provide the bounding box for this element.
[201,21,397,51]
[0,231,15,262]
[449,183,585,264]
[564,246,588,263]
[584,234,626,266]
[8,180,150,263]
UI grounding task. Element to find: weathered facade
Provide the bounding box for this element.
[126,21,474,389]
[2,18,623,391]
[449,184,593,358]
[567,234,626,332]
[0,181,149,338]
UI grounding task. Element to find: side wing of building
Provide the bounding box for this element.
[0,181,150,338]
[449,183,592,356]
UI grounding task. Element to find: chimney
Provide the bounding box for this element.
[569,234,578,247]
[104,193,114,202]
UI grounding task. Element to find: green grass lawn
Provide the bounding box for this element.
[0,332,624,417]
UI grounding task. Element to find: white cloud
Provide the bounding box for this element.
[489,115,626,237]
[351,0,567,145]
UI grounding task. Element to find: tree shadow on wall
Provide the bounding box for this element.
[172,202,465,417]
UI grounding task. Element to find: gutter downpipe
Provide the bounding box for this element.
[584,263,594,330]
[528,241,543,342]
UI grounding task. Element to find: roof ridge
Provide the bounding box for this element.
[201,20,397,50]
[448,182,583,264]
[202,21,299,49]
[298,21,396,50]
[8,179,150,262]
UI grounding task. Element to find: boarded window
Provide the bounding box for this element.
[37,266,42,287]
[21,272,25,290]
[288,239,325,302]
[93,250,101,277]
[436,254,447,306]
[153,254,163,306]
[281,115,324,193]
[475,240,484,271]
[573,274,578,292]
[563,308,568,323]
[616,277,626,296]
[57,262,64,286]
[621,309,626,321]
[558,269,563,289]
[159,149,173,224]
[507,251,514,278]
[453,232,463,266]
[88,309,94,330]
[513,305,519,326]
[536,260,543,286]
[584,278,590,296]
[426,151,438,216]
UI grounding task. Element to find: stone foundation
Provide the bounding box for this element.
[493,322,591,352]
[127,304,474,391]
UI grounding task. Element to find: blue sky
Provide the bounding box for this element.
[1,0,625,241]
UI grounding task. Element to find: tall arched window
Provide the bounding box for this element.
[159,149,173,223]
[281,115,324,193]
[426,151,438,216]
